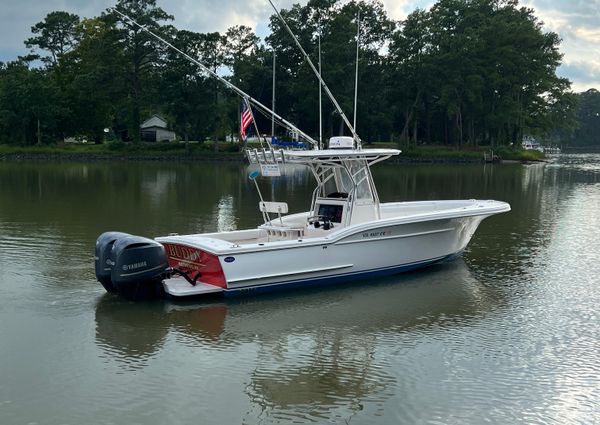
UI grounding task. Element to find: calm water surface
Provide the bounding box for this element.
[0,155,598,424]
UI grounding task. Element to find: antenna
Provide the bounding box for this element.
[267,0,362,149]
[111,8,318,147]
[248,171,269,223]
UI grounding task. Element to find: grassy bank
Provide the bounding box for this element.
[369,143,545,162]
[0,142,545,162]
[0,141,239,156]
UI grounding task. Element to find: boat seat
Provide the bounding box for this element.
[259,201,288,214]
[259,201,288,227]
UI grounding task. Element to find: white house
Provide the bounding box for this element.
[141,115,176,142]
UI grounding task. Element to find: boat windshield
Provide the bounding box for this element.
[284,149,399,211]
[317,160,373,202]
[335,161,372,201]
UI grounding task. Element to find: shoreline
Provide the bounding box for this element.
[0,151,500,164]
[0,153,490,164]
[0,143,550,164]
[0,152,245,163]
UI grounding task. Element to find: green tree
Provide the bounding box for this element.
[544,88,578,145]
[196,31,228,147]
[224,25,260,68]
[108,0,173,143]
[222,26,261,142]
[388,0,569,147]
[570,89,600,146]
[387,9,431,146]
[63,17,126,143]
[0,62,64,145]
[159,29,218,143]
[23,11,82,139]
[25,11,80,67]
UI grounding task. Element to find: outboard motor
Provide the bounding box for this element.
[95,231,131,293]
[111,235,169,300]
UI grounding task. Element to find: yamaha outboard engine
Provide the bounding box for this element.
[95,231,131,293]
[111,235,169,300]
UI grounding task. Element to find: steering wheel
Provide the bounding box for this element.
[307,215,333,230]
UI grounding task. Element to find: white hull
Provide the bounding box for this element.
[96,146,510,300]
[157,199,509,297]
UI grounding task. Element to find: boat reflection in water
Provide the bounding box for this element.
[94,259,497,420]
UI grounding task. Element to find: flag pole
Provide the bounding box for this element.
[245,97,269,151]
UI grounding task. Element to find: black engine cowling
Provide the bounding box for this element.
[110,235,169,300]
[95,231,130,293]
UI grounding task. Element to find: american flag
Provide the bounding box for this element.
[240,100,253,141]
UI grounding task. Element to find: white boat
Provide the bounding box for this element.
[522,136,544,152]
[522,136,561,155]
[95,8,510,300]
[95,135,509,299]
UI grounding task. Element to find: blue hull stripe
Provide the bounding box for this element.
[222,253,459,297]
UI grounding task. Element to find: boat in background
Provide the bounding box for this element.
[522,136,561,155]
[522,136,544,152]
[94,7,510,300]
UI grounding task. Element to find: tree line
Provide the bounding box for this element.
[0,0,597,147]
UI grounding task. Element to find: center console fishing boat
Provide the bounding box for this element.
[95,134,509,299]
[94,7,510,300]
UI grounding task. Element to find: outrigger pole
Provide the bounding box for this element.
[111,8,318,148]
[353,10,360,134]
[267,0,363,149]
[318,17,323,150]
[271,50,276,139]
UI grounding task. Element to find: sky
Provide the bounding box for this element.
[0,0,598,92]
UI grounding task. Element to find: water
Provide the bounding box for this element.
[0,155,598,424]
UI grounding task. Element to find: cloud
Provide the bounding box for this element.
[0,0,301,61]
[558,62,600,92]
[0,0,113,61]
[521,0,600,91]
[521,0,600,18]
[164,0,266,33]
[380,0,435,20]
[379,0,600,91]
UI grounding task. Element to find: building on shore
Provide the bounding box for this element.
[141,115,176,142]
